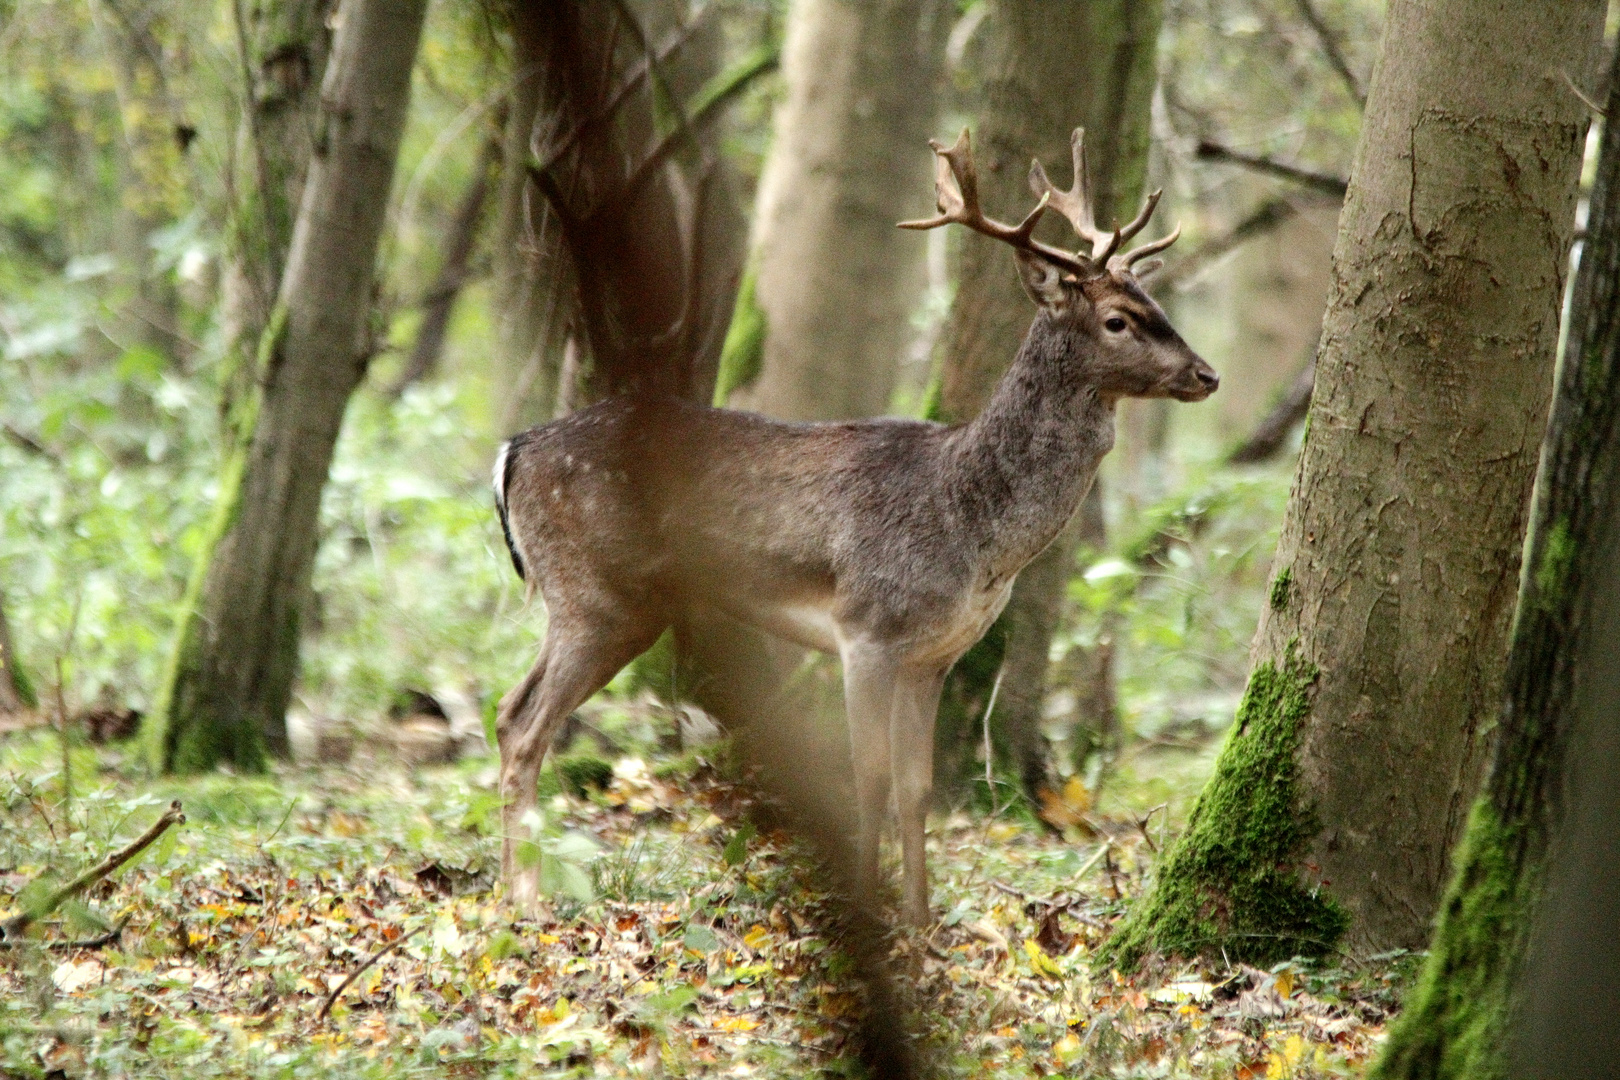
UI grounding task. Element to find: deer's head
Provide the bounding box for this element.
[901,128,1218,403]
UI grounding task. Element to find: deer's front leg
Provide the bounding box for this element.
[842,647,900,901]
[893,665,947,927]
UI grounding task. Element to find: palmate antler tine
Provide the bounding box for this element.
[1028,128,1122,264]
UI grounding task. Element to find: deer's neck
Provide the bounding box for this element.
[947,317,1115,576]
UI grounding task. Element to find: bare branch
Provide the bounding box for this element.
[1290,0,1366,107]
[1229,353,1317,464]
[1196,140,1349,198]
[1152,197,1300,293]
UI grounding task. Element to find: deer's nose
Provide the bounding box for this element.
[1196,367,1220,392]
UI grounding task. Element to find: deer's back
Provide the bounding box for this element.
[499,396,985,646]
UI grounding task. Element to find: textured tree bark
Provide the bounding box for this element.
[219,0,333,425]
[1106,0,1604,966]
[1371,40,1620,1080]
[931,0,1163,802]
[147,0,428,771]
[726,0,943,420]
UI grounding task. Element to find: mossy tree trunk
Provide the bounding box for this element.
[724,0,944,420]
[1106,0,1604,966]
[146,0,428,772]
[1371,40,1620,1079]
[932,0,1162,804]
[218,0,333,427]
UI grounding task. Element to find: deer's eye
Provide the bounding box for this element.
[1104,316,1129,333]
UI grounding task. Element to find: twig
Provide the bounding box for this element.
[1195,140,1349,198]
[1228,351,1317,464]
[1562,69,1607,117]
[1153,197,1301,294]
[2,423,61,464]
[1290,0,1365,106]
[317,926,424,1020]
[46,915,130,950]
[982,664,1005,813]
[1133,803,1168,854]
[0,801,184,941]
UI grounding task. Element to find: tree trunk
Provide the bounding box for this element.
[1371,40,1620,1079]
[389,121,501,396]
[490,3,573,433]
[1105,0,1604,967]
[931,0,1163,803]
[724,0,943,420]
[219,0,333,426]
[147,0,428,772]
[0,585,33,714]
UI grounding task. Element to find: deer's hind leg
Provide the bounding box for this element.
[498,604,663,909]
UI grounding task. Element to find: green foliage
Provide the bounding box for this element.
[714,260,767,403]
[1101,642,1349,969]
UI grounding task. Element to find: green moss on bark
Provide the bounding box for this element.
[1370,801,1531,1080]
[1269,567,1293,611]
[143,305,285,775]
[1099,645,1348,968]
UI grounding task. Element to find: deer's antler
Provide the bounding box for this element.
[1027,127,1180,273]
[898,129,1092,277]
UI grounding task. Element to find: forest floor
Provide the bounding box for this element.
[0,722,1413,1079]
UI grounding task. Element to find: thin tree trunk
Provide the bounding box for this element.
[490,4,572,433]
[91,0,190,362]
[931,0,1163,803]
[389,123,501,396]
[0,586,32,714]
[1371,40,1620,1079]
[147,0,428,772]
[219,0,333,427]
[725,0,943,420]
[1105,0,1604,966]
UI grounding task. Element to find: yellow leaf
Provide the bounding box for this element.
[1283,1034,1305,1065]
[1265,1051,1286,1079]
[1037,777,1092,829]
[743,924,770,951]
[1053,1032,1082,1063]
[535,933,561,945]
[716,1016,759,1032]
[1276,970,1294,998]
[1023,938,1064,979]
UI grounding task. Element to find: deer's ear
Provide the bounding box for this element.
[1014,249,1070,308]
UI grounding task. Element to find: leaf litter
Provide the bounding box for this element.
[0,733,1414,1078]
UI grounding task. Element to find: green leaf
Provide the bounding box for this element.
[682,923,720,954]
[722,822,756,866]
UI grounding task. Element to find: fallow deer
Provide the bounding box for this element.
[492,128,1217,925]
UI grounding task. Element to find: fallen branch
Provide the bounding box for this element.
[1196,140,1349,198]
[46,915,130,950]
[0,801,184,942]
[318,925,424,1020]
